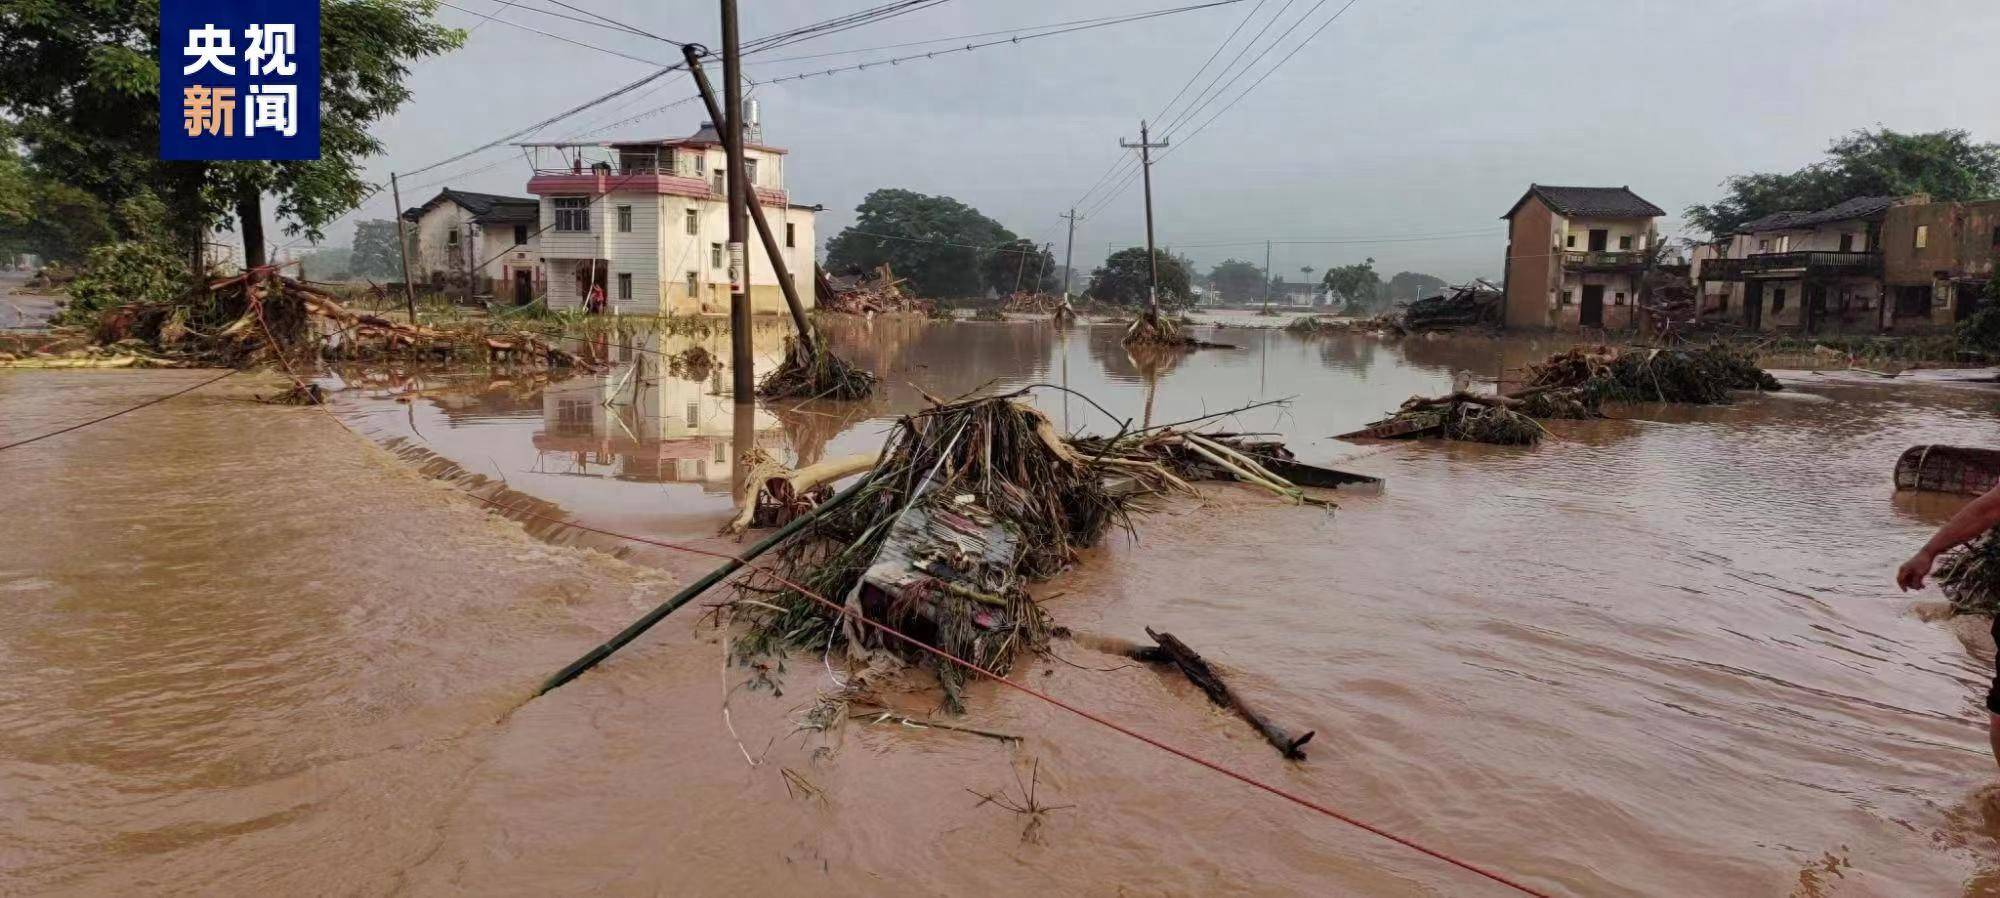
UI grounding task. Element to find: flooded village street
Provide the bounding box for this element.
[7,318,2000,895]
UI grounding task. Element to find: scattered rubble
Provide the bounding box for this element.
[1395,281,1503,332]
[816,263,937,316]
[1524,344,1779,405]
[1340,392,1547,446]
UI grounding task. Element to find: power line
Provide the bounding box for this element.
[0,370,239,453]
[746,2,1244,67]
[1161,0,1361,158]
[433,1,678,66]
[748,1,1245,86]
[1155,0,1303,138]
[537,0,684,45]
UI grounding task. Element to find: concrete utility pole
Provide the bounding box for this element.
[1119,120,1168,318]
[1264,239,1272,307]
[1059,209,1079,300]
[390,172,417,322]
[720,0,752,403]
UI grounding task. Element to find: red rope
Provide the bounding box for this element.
[467,495,1553,897]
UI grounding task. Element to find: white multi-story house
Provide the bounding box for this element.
[402,189,543,302]
[519,118,818,316]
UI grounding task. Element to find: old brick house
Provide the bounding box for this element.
[1882,198,2000,330]
[1500,185,1664,331]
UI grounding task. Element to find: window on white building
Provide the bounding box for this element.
[446,228,459,246]
[684,208,698,235]
[617,272,632,300]
[513,224,528,245]
[1565,234,1576,248]
[744,158,759,185]
[553,196,590,232]
[711,243,723,268]
[1614,291,1626,305]
[686,271,698,296]
[1559,290,1573,306]
[617,205,633,233]
[694,153,705,175]
[711,171,724,196]
[785,222,795,248]
[1618,234,1632,250]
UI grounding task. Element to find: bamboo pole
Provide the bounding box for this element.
[536,472,874,696]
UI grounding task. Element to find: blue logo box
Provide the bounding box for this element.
[159,0,320,160]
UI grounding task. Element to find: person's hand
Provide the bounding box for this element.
[1898,550,1938,591]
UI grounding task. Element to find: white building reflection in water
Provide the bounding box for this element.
[532,328,784,490]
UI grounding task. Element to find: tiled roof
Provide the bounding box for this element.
[1735,195,1899,233]
[1503,185,1665,219]
[405,188,539,225]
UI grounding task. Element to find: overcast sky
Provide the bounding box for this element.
[341,0,2000,282]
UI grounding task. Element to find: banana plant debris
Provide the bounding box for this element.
[1342,344,1782,445]
[728,390,1360,711]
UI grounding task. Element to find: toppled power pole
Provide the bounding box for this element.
[721,0,752,403]
[1119,121,1168,319]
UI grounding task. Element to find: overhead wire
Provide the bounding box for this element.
[433,0,679,66]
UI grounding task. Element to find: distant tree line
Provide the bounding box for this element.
[824,189,1056,299]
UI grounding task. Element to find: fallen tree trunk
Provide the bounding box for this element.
[1134,627,1314,760]
[724,451,881,535]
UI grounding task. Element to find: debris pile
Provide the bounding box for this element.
[817,263,936,316]
[1937,530,2000,617]
[82,268,598,369]
[732,392,1349,709]
[1340,392,1547,446]
[1122,313,1232,349]
[1284,316,1353,336]
[1001,292,1068,316]
[758,335,879,401]
[1396,281,1503,332]
[971,307,1008,322]
[1525,344,1779,404]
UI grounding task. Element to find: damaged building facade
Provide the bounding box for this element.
[1500,185,1665,332]
[518,115,818,316]
[1692,194,1999,333]
[403,189,543,303]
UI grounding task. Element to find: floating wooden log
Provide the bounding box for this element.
[1133,627,1314,760]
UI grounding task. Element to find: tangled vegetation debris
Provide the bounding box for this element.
[1936,530,2000,617]
[1525,345,1779,404]
[758,335,879,401]
[817,263,936,316]
[1342,392,1547,446]
[730,391,1343,710]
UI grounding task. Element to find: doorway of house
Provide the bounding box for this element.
[1745,281,1764,330]
[514,269,534,306]
[1580,284,1605,327]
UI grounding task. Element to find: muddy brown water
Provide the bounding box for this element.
[6,317,2000,895]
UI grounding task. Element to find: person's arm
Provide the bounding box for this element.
[1900,483,2000,590]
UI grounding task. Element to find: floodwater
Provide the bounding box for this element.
[6,318,2000,896]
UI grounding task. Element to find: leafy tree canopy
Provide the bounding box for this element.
[1321,257,1386,313]
[1208,258,1265,302]
[1088,247,1192,310]
[979,238,1057,295]
[349,219,402,278]
[825,189,1021,298]
[1686,128,2000,236]
[0,0,462,266]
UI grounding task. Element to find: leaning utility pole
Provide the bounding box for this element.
[721,0,752,403]
[390,172,417,323]
[1059,209,1079,300]
[1119,121,1168,318]
[1263,240,1272,307]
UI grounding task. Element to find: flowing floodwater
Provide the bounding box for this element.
[6,317,2000,895]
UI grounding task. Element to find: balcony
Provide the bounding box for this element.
[1700,251,1881,281]
[1561,250,1647,271]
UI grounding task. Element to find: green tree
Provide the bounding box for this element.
[0,127,114,263]
[1387,271,1449,301]
[1087,247,1192,311]
[0,0,462,270]
[825,189,1019,298]
[1321,257,1385,313]
[1686,128,2000,235]
[980,238,1056,294]
[1208,258,1265,302]
[350,219,402,278]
